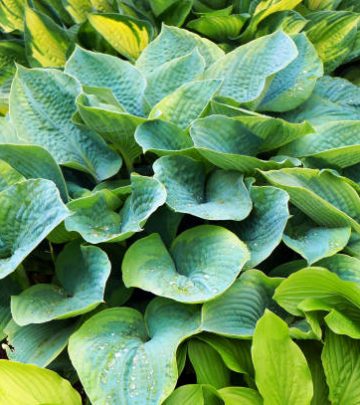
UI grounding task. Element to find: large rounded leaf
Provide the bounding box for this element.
[68,298,201,405]
[11,241,111,325]
[153,155,252,220]
[122,225,249,303]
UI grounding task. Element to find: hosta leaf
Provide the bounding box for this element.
[144,49,205,107]
[0,360,81,405]
[304,10,359,73]
[4,319,76,367]
[280,121,360,169]
[11,241,111,325]
[24,7,72,67]
[149,79,221,129]
[155,0,192,27]
[283,213,351,264]
[65,175,166,243]
[163,384,222,405]
[10,66,121,181]
[257,33,323,112]
[65,46,147,116]
[225,185,290,268]
[149,0,178,16]
[135,120,196,157]
[122,225,249,303]
[188,339,230,388]
[202,270,282,338]
[0,179,69,278]
[68,298,201,405]
[88,13,153,61]
[204,30,298,104]
[322,330,360,405]
[263,168,360,232]
[218,387,263,405]
[136,25,224,74]
[61,0,92,23]
[0,276,20,339]
[0,0,25,32]
[317,254,360,283]
[255,10,307,37]
[153,155,252,220]
[0,159,24,190]
[252,310,313,405]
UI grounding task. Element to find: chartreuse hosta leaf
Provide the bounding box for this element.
[202,270,282,338]
[304,10,359,72]
[24,7,72,67]
[149,79,221,129]
[204,31,298,104]
[135,120,197,157]
[252,310,313,405]
[225,185,290,268]
[263,168,360,232]
[0,0,25,32]
[123,225,249,303]
[284,76,360,125]
[163,384,222,405]
[4,319,76,367]
[68,298,201,405]
[88,13,153,62]
[153,155,252,220]
[256,33,323,112]
[218,387,263,405]
[65,174,166,243]
[136,25,224,74]
[11,241,111,325]
[0,179,69,279]
[283,212,351,265]
[280,120,360,169]
[65,46,147,116]
[0,159,24,190]
[10,66,121,181]
[0,360,81,405]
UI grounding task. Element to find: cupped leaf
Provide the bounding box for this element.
[153,155,252,220]
[252,310,313,405]
[136,24,224,74]
[88,13,153,61]
[316,254,360,283]
[65,46,147,116]
[0,179,69,278]
[149,79,221,129]
[11,241,111,325]
[0,360,81,405]
[68,298,201,405]
[202,270,282,338]
[218,387,263,405]
[204,30,298,104]
[10,66,121,181]
[65,174,166,243]
[123,225,249,303]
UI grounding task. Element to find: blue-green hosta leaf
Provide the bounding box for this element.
[0,360,81,405]
[153,155,252,220]
[257,33,323,112]
[65,46,147,116]
[224,185,290,268]
[0,179,69,279]
[263,168,360,232]
[135,120,197,157]
[136,25,224,74]
[252,310,313,405]
[4,319,76,367]
[10,66,121,181]
[68,298,201,405]
[88,13,153,62]
[304,10,359,73]
[65,175,166,243]
[11,241,111,325]
[122,225,249,303]
[149,80,221,129]
[255,10,307,37]
[322,330,360,405]
[283,213,351,265]
[316,254,360,283]
[204,30,298,104]
[0,0,25,32]
[144,49,205,107]
[280,121,360,169]
[283,76,360,125]
[163,384,222,405]
[24,7,72,68]
[202,270,282,338]
[0,144,68,201]
[0,276,20,339]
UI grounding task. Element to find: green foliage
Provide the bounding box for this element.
[0,0,359,403]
